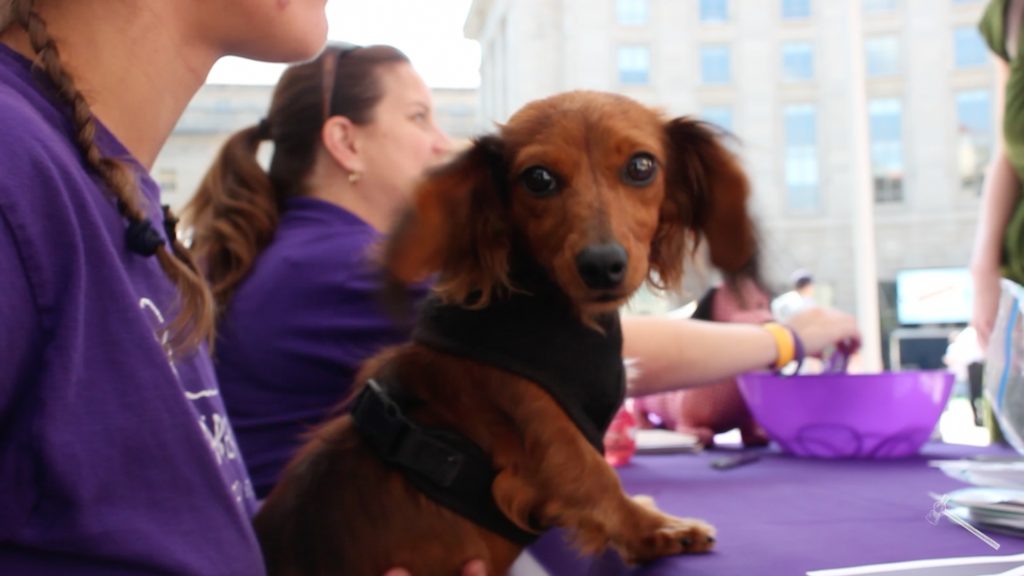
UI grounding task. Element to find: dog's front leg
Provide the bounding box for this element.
[489,388,715,564]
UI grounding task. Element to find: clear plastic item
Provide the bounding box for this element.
[603,400,638,467]
[984,278,1024,455]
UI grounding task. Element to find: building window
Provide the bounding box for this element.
[616,0,648,25]
[782,0,811,19]
[954,26,988,68]
[783,104,819,211]
[700,0,728,22]
[618,45,651,85]
[700,44,731,85]
[864,0,897,12]
[702,106,733,131]
[868,98,904,203]
[865,35,900,77]
[782,41,814,81]
[956,90,993,194]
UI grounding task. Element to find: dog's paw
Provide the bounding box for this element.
[658,517,716,554]
[625,516,716,563]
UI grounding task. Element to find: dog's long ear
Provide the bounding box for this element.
[653,118,757,290]
[384,135,510,305]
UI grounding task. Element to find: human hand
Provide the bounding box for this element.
[971,266,1001,350]
[383,559,487,576]
[784,306,860,358]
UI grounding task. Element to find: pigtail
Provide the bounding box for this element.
[182,123,279,318]
[13,0,214,352]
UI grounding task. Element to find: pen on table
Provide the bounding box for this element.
[710,453,760,470]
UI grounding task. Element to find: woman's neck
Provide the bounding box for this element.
[0,3,216,168]
[317,182,397,233]
[306,154,401,233]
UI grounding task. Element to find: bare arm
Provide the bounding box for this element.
[622,306,860,397]
[971,58,1019,348]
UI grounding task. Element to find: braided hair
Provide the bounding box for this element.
[2,0,214,352]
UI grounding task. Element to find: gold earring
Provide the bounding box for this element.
[348,172,362,184]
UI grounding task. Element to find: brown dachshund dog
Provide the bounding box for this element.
[254,91,757,576]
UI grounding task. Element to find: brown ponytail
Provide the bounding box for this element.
[184,43,409,316]
[184,124,279,317]
[10,0,214,352]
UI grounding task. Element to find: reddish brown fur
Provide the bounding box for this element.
[255,91,757,575]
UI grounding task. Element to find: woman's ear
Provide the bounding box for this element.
[321,115,365,175]
[384,135,510,305]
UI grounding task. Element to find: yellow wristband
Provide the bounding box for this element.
[763,322,795,371]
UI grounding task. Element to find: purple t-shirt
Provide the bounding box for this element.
[216,196,427,498]
[0,45,264,574]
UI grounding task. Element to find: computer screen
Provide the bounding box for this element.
[895,267,972,326]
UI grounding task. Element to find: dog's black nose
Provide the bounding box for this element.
[575,243,628,290]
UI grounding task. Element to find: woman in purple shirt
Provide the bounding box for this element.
[0,3,485,575]
[0,0,327,574]
[185,44,451,503]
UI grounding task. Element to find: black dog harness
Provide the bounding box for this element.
[351,376,537,543]
[351,271,626,543]
[413,291,626,452]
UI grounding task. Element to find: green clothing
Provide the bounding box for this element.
[980,0,1024,283]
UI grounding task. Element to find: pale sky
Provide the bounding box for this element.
[206,0,481,88]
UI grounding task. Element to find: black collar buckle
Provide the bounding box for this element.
[352,379,463,488]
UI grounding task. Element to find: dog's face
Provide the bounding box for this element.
[499,94,667,313]
[385,90,757,317]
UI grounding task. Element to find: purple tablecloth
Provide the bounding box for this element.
[528,443,1024,575]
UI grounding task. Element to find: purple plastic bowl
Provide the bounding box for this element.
[736,371,954,459]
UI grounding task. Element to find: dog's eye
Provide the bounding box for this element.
[623,153,657,186]
[521,166,559,196]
